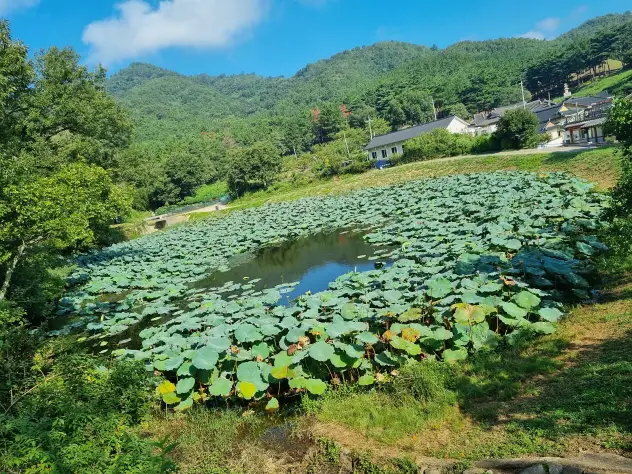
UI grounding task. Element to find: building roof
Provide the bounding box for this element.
[583,117,607,128]
[564,116,607,130]
[563,95,612,107]
[472,100,557,127]
[535,104,563,125]
[363,116,468,150]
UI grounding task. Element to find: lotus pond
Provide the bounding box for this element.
[56,172,608,411]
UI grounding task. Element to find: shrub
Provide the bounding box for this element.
[0,354,173,473]
[495,108,540,149]
[401,129,481,163]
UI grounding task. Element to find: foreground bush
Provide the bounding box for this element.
[0,349,173,474]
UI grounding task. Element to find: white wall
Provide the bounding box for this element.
[367,119,471,159]
[446,117,470,134]
[368,141,404,160]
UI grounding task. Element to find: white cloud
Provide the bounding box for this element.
[536,17,560,32]
[83,0,269,64]
[0,0,39,15]
[518,30,545,40]
[517,16,561,40]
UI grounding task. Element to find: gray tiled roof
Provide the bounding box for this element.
[535,104,563,125]
[473,100,557,127]
[563,95,612,107]
[364,116,463,150]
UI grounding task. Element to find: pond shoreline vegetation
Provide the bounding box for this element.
[1,13,632,474]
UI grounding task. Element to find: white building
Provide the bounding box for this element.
[363,115,471,162]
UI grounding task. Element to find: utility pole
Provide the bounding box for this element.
[430,97,437,121]
[343,131,351,158]
[366,117,374,140]
[521,80,526,109]
[293,146,298,158]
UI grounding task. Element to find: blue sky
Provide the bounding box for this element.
[4,0,631,77]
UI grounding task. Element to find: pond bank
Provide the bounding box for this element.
[140,267,632,473]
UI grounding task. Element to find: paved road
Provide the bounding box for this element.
[415,145,596,166]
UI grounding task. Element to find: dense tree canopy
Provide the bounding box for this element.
[226,141,283,196]
[0,21,132,307]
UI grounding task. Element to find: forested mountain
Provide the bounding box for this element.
[108,12,632,209]
[109,12,632,147]
[559,11,632,40]
[109,42,430,142]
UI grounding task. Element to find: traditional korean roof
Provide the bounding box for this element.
[363,116,469,150]
[564,116,607,129]
[563,94,612,107]
[472,100,557,127]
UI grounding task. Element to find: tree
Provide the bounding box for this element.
[495,109,540,149]
[314,103,346,142]
[384,100,407,130]
[368,118,391,137]
[151,154,208,207]
[445,103,472,120]
[226,141,282,196]
[605,99,632,219]
[0,164,130,302]
[0,21,133,310]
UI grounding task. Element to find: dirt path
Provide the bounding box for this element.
[184,203,228,215]
[409,144,594,167]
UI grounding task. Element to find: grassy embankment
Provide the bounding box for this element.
[137,146,631,473]
[191,147,620,220]
[572,67,632,98]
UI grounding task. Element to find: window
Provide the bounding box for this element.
[391,147,398,155]
[371,151,378,160]
[381,149,388,159]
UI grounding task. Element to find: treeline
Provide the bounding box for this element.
[526,12,632,98]
[0,21,178,471]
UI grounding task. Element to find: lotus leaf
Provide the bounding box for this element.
[538,307,563,322]
[304,378,327,395]
[501,302,528,318]
[209,377,233,397]
[531,322,556,334]
[176,377,196,394]
[356,332,379,345]
[162,391,181,405]
[309,341,335,362]
[271,365,289,379]
[192,347,219,370]
[443,348,468,362]
[238,381,257,399]
[427,278,453,299]
[513,291,541,310]
[156,380,176,395]
[265,398,280,412]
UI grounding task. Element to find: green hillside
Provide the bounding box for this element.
[109,42,431,142]
[573,68,632,97]
[559,11,632,40]
[107,12,632,211]
[110,12,632,147]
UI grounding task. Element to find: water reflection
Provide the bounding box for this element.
[197,230,384,304]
